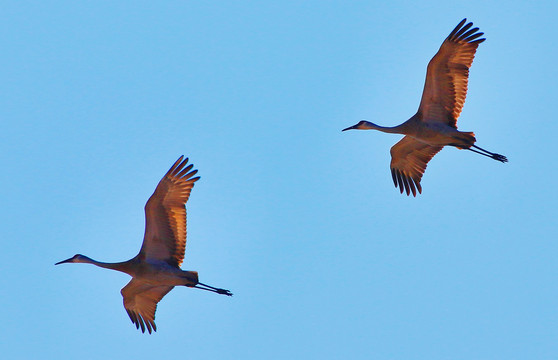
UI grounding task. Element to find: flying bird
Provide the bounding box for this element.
[56,156,232,333]
[343,19,507,196]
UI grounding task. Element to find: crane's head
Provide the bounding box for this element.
[342,121,376,131]
[55,254,90,265]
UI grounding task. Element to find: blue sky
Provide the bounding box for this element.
[2,1,557,359]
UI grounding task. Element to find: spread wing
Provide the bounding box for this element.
[138,156,200,267]
[418,19,485,127]
[390,136,443,196]
[121,279,174,334]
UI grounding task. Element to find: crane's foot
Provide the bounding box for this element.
[216,288,233,296]
[492,153,508,163]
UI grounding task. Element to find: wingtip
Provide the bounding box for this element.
[391,168,424,197]
[396,171,404,194]
[408,178,417,197]
[174,155,185,168]
[448,18,468,38]
[168,155,201,180]
[448,18,487,45]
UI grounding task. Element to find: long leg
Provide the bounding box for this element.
[467,147,496,159]
[193,282,233,296]
[468,145,508,163]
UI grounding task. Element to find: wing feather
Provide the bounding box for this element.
[390,137,443,196]
[121,279,174,334]
[418,19,485,127]
[139,156,200,266]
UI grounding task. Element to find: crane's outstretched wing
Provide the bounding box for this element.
[418,19,485,127]
[121,279,174,334]
[390,136,443,196]
[139,156,200,267]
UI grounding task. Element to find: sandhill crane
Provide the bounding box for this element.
[343,19,507,196]
[56,156,232,333]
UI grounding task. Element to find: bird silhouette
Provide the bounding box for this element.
[343,19,507,196]
[56,156,232,333]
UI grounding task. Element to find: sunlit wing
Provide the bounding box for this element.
[121,278,174,334]
[390,136,443,196]
[418,19,485,127]
[139,156,200,266]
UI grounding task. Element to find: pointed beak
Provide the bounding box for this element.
[55,257,73,265]
[342,124,358,131]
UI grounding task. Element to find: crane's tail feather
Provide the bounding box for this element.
[453,131,476,149]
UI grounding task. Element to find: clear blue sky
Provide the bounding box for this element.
[2,1,557,359]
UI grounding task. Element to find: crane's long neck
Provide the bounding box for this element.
[343,120,411,135]
[79,256,135,275]
[360,121,409,134]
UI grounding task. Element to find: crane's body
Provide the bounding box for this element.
[56,156,231,334]
[360,117,475,147]
[343,19,507,196]
[62,255,200,286]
